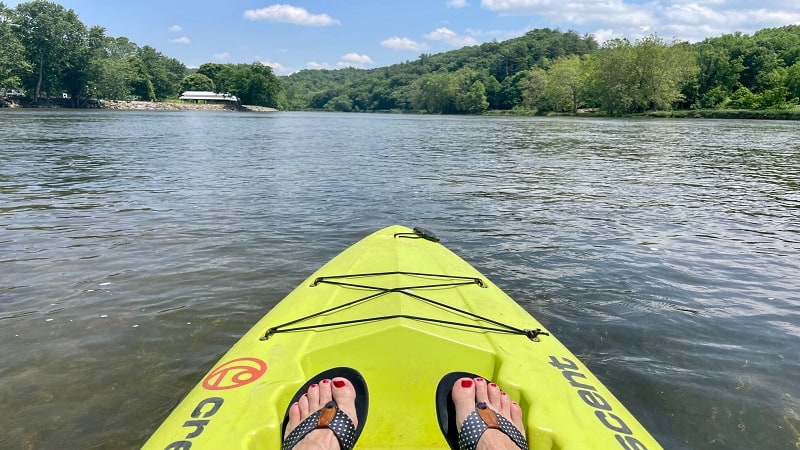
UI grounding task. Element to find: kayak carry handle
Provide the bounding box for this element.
[524,329,550,342]
[394,227,440,242]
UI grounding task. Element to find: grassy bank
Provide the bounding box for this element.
[644,108,800,120]
[483,107,800,120]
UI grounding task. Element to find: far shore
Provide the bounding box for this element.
[4,97,799,119]
[0,97,279,112]
[98,100,279,112]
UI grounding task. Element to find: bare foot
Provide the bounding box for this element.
[284,377,359,450]
[452,377,527,450]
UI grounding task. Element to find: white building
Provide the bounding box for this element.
[179,91,239,104]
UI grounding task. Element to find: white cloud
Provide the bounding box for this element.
[169,36,191,44]
[424,27,478,47]
[168,25,183,33]
[307,61,333,70]
[590,29,621,45]
[243,4,340,26]
[303,54,374,71]
[340,53,374,67]
[213,52,230,60]
[481,0,550,9]
[479,0,800,43]
[261,60,291,75]
[381,36,429,51]
[447,0,469,8]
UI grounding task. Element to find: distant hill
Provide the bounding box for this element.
[281,28,598,112]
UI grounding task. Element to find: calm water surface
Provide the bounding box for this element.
[1,110,798,449]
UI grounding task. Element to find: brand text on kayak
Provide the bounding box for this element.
[549,356,649,450]
[163,397,224,449]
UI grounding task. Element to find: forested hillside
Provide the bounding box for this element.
[282,29,599,113]
[282,26,800,115]
[2,0,799,114]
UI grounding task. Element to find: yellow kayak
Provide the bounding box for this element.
[144,225,662,449]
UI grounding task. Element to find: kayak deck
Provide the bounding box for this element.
[144,225,661,449]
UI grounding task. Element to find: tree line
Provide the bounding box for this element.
[3,0,799,114]
[0,0,284,108]
[282,26,800,114]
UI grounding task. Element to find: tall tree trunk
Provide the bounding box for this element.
[35,53,43,101]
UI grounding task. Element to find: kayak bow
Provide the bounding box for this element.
[144,225,661,449]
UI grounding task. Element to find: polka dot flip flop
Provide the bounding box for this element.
[435,372,528,450]
[281,367,368,450]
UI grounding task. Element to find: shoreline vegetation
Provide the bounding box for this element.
[98,100,279,113]
[0,97,279,112]
[2,96,798,120]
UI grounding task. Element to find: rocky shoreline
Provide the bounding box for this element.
[0,97,279,112]
[97,100,279,112]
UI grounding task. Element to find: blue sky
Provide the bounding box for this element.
[7,1,800,74]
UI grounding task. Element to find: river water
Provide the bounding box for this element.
[1,110,798,449]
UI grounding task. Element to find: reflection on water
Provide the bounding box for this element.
[1,110,798,449]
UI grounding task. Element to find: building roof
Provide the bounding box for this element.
[179,91,238,102]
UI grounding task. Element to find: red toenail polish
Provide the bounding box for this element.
[310,384,318,389]
[321,379,330,384]
[501,392,507,396]
[475,378,484,382]
[461,379,473,388]
[333,380,346,388]
[489,383,497,388]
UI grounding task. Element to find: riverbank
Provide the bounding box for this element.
[97,100,279,112]
[0,97,279,112]
[644,108,800,120]
[485,107,800,120]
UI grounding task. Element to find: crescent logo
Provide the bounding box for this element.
[203,357,267,390]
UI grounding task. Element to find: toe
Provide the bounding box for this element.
[474,377,489,405]
[451,377,477,432]
[487,382,502,408]
[331,377,359,428]
[319,379,333,405]
[284,402,302,439]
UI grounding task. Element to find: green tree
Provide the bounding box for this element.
[786,61,800,100]
[179,73,215,93]
[453,68,489,114]
[13,0,88,100]
[728,86,760,109]
[0,2,26,91]
[411,72,455,113]
[127,56,155,100]
[592,38,636,113]
[211,62,283,107]
[692,40,745,107]
[85,33,143,100]
[638,38,697,110]
[60,24,108,105]
[91,57,134,100]
[592,36,697,113]
[517,68,547,110]
[196,63,227,91]
[138,45,185,99]
[544,55,590,113]
[699,85,729,108]
[497,71,528,109]
[107,36,139,58]
[324,94,353,112]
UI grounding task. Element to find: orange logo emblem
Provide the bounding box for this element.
[203,357,267,390]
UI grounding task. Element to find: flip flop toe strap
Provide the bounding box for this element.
[458,402,528,450]
[282,401,357,450]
